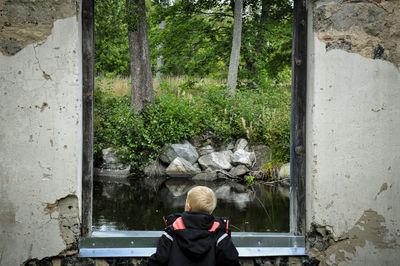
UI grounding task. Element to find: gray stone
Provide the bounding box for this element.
[102,147,120,164]
[144,160,166,178]
[94,166,131,183]
[216,170,232,179]
[231,149,255,167]
[278,163,290,179]
[221,150,233,164]
[198,152,233,170]
[229,165,249,177]
[166,157,201,178]
[234,138,248,151]
[198,145,214,156]
[102,163,124,170]
[160,142,199,164]
[193,163,202,172]
[192,171,218,181]
[227,142,235,150]
[251,145,272,171]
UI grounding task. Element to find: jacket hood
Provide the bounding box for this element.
[172,211,218,257]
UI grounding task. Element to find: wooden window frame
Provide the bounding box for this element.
[80,0,307,256]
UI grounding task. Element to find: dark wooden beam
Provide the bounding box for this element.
[290,0,307,236]
[81,0,94,237]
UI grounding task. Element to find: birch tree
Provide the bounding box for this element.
[227,0,243,94]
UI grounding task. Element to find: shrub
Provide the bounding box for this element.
[94,76,291,170]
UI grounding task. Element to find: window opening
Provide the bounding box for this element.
[81,0,307,257]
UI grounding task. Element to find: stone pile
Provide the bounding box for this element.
[94,147,131,182]
[144,139,273,181]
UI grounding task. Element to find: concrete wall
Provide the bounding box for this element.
[1,0,400,265]
[306,0,400,265]
[0,1,81,265]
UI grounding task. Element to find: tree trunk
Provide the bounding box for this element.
[255,0,269,54]
[156,20,166,81]
[126,0,154,111]
[227,0,243,94]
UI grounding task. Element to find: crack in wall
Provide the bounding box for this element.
[33,44,52,80]
[313,0,400,68]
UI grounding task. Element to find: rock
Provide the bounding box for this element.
[94,166,131,183]
[252,171,264,180]
[193,163,201,172]
[198,152,233,170]
[102,147,120,164]
[198,145,214,156]
[234,139,248,152]
[216,170,232,179]
[192,171,218,181]
[220,142,234,151]
[102,163,125,170]
[251,145,272,171]
[231,149,255,167]
[278,163,290,179]
[229,165,249,177]
[160,142,199,164]
[166,157,201,178]
[144,160,166,178]
[165,179,193,197]
[221,150,233,164]
[227,142,235,150]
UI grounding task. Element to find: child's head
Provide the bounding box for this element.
[185,186,217,214]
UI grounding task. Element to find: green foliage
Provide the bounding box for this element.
[94,76,291,170]
[245,175,255,187]
[94,0,130,76]
[94,0,293,84]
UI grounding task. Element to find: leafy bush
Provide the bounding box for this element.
[94,77,290,170]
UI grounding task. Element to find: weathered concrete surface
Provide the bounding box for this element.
[0,0,78,56]
[313,0,400,68]
[25,256,313,266]
[307,1,400,264]
[0,12,81,266]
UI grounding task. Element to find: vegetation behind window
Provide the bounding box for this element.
[93,0,293,173]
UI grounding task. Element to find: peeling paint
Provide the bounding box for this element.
[313,0,400,68]
[309,209,398,264]
[43,195,80,255]
[0,0,78,56]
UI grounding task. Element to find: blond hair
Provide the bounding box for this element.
[186,186,217,214]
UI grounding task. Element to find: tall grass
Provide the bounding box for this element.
[94,75,291,171]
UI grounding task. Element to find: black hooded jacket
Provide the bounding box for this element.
[149,211,240,266]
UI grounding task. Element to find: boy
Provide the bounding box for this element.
[149,186,240,266]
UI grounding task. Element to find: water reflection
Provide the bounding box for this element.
[93,177,289,232]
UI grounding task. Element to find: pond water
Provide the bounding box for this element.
[93,177,289,232]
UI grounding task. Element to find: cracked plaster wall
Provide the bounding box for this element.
[0,2,81,265]
[306,0,400,265]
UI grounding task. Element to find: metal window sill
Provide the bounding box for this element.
[79,231,306,257]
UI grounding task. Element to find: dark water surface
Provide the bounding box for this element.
[93,177,289,232]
